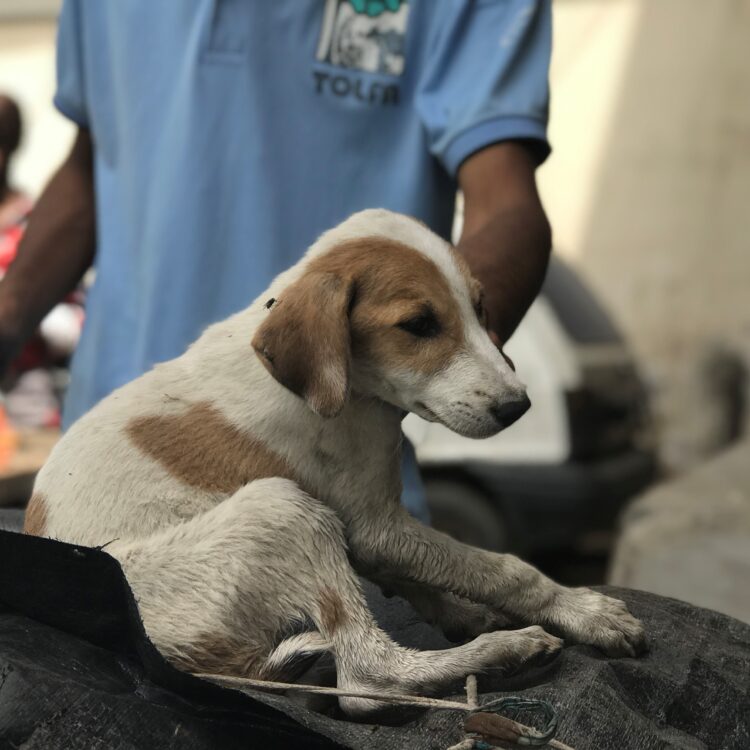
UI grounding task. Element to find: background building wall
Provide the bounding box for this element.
[539,0,750,407]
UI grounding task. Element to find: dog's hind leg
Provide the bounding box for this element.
[110,478,561,717]
[109,478,339,680]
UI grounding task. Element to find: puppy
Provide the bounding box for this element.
[26,210,645,716]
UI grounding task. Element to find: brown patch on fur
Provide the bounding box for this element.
[318,586,348,634]
[325,239,465,375]
[127,402,294,494]
[23,492,47,536]
[172,633,267,678]
[253,237,470,413]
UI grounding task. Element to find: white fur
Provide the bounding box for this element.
[32,209,644,716]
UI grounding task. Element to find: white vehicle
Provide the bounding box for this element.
[404,257,656,553]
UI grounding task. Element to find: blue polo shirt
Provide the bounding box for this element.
[55,0,551,517]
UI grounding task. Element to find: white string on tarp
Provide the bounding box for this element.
[194,671,576,750]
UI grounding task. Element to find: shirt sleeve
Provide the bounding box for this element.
[416,0,552,176]
[54,0,89,127]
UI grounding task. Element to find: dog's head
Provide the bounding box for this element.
[252,210,529,438]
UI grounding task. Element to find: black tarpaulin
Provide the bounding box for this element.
[0,529,748,749]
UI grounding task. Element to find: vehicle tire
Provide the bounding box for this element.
[425,478,506,552]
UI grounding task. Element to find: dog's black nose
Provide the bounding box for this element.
[490,395,531,429]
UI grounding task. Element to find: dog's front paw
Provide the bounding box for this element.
[473,625,563,676]
[548,587,646,657]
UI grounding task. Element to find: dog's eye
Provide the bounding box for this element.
[474,297,487,325]
[397,311,441,338]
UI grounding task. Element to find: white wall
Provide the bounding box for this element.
[0,14,74,196]
[539,0,750,391]
[538,0,642,264]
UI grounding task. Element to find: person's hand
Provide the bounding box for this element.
[458,236,512,344]
[457,143,551,345]
[348,0,404,17]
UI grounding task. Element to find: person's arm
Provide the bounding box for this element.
[456,141,551,345]
[0,127,95,373]
[413,0,552,342]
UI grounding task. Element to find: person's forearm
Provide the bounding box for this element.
[456,142,551,344]
[458,201,550,343]
[0,129,95,368]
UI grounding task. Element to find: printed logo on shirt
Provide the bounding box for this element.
[316,0,409,76]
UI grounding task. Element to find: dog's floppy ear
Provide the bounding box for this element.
[252,270,353,418]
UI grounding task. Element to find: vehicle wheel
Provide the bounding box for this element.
[425,479,506,551]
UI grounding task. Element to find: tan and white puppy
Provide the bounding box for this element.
[26,210,645,716]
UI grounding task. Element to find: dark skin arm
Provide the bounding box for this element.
[0,127,96,373]
[456,141,551,346]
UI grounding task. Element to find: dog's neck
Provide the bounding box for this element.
[186,308,407,512]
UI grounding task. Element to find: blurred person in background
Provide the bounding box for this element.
[0,93,82,429]
[0,95,32,259]
[0,0,552,519]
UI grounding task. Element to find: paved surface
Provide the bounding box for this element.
[610,439,750,623]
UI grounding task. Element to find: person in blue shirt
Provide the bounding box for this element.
[0,0,552,521]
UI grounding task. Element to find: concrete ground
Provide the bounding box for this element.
[609,439,750,623]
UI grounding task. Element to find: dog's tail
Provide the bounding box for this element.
[260,631,332,682]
